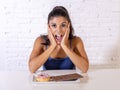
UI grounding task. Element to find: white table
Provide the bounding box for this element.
[0,69,120,90]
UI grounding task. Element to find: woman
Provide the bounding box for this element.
[28,6,89,73]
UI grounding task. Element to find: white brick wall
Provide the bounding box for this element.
[0,0,120,71]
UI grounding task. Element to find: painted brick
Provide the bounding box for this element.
[0,0,120,70]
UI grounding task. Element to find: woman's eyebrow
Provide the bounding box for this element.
[50,22,56,25]
[61,22,67,24]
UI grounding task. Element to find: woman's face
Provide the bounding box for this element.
[48,16,69,44]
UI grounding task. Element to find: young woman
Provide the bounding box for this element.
[28,6,89,73]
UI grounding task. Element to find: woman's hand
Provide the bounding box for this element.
[61,23,70,47]
[48,26,57,48]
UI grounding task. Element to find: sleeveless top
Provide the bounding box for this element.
[43,40,75,70]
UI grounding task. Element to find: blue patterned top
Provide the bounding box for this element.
[43,40,74,70]
[43,56,75,70]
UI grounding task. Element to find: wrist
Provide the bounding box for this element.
[49,44,56,50]
[61,44,68,49]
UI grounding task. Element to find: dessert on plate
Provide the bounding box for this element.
[34,72,83,82]
[35,73,50,82]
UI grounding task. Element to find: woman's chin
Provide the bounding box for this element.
[55,39,62,45]
[55,40,62,45]
[57,41,61,45]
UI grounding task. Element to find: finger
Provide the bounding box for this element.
[65,23,70,38]
[67,23,70,33]
[67,23,70,28]
[47,25,51,32]
[48,26,52,40]
[63,29,68,41]
[47,25,52,34]
[48,27,55,41]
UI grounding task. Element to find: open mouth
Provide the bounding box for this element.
[54,34,63,42]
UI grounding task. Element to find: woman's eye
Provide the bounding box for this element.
[61,24,66,27]
[51,24,56,28]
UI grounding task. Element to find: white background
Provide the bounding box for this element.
[0,0,120,71]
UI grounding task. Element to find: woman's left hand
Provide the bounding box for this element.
[61,23,70,47]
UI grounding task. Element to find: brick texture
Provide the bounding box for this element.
[0,0,120,70]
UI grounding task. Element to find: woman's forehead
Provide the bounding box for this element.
[49,16,68,24]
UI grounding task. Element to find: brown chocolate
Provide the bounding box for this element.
[49,73,83,81]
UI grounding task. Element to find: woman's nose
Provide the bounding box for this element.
[57,27,62,33]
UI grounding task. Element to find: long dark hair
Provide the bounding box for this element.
[41,6,74,45]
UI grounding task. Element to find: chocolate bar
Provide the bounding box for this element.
[49,73,83,81]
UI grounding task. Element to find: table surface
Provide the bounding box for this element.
[0,69,120,90]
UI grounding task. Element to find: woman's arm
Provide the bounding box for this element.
[62,37,89,73]
[28,37,56,73]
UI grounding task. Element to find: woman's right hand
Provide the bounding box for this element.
[48,26,57,49]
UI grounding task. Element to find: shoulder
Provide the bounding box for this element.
[33,36,45,49]
[72,36,83,44]
[72,36,85,49]
[30,36,44,60]
[34,36,43,44]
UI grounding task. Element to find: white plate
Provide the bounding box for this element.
[30,70,82,84]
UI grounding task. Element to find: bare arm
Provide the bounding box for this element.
[62,37,89,73]
[28,37,56,73]
[61,24,89,73]
[29,26,57,73]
